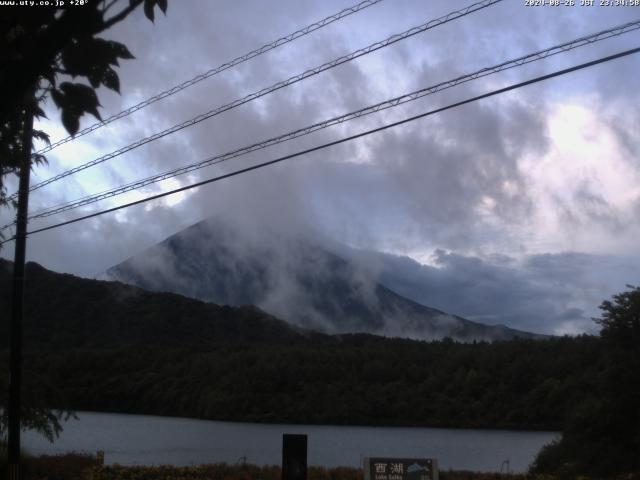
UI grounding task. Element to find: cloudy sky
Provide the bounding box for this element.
[2,0,640,335]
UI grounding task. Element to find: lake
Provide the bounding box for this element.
[23,412,558,473]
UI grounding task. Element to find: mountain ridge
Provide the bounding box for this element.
[0,258,316,350]
[1,257,594,433]
[104,218,544,342]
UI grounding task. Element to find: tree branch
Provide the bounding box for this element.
[103,0,122,15]
[101,0,144,31]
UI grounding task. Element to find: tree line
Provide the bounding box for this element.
[1,260,639,476]
[1,335,603,431]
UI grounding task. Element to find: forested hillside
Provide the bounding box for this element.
[0,259,312,349]
[2,337,603,431]
[105,218,543,341]
[0,258,604,432]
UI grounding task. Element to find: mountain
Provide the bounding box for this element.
[0,258,311,350]
[104,218,543,341]
[0,258,598,432]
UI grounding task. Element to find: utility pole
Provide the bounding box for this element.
[7,90,35,480]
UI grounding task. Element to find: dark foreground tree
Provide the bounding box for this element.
[0,0,167,210]
[0,0,168,444]
[531,285,640,477]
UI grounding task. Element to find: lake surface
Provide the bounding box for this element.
[23,412,558,473]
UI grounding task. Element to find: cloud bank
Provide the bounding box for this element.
[1,0,638,335]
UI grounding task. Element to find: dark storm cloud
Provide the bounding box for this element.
[328,89,546,250]
[373,249,640,335]
[2,0,639,335]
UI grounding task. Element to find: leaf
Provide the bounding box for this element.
[50,88,64,108]
[61,110,80,136]
[157,0,167,14]
[144,0,155,22]
[87,69,102,89]
[90,38,119,66]
[61,39,91,77]
[32,129,51,146]
[62,38,132,78]
[110,41,135,60]
[32,153,48,166]
[102,67,120,93]
[33,106,47,119]
[43,69,57,88]
[59,82,102,121]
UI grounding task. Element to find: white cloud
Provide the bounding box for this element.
[2,0,639,334]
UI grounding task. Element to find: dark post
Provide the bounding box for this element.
[7,93,35,480]
[282,434,307,480]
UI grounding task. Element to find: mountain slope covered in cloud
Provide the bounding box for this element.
[0,259,308,350]
[104,218,543,341]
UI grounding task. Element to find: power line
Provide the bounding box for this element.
[19,0,502,198]
[35,0,385,155]
[19,19,640,223]
[2,46,636,246]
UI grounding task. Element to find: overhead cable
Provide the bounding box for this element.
[19,19,640,223]
[35,0,385,155]
[20,0,502,198]
[1,46,636,245]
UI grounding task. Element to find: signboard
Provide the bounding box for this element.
[364,457,438,480]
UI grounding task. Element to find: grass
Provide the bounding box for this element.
[0,444,99,480]
[68,463,640,480]
[0,450,639,480]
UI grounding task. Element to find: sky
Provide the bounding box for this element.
[1,0,640,335]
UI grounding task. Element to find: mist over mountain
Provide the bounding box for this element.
[0,258,313,350]
[104,217,543,341]
[0,258,601,433]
